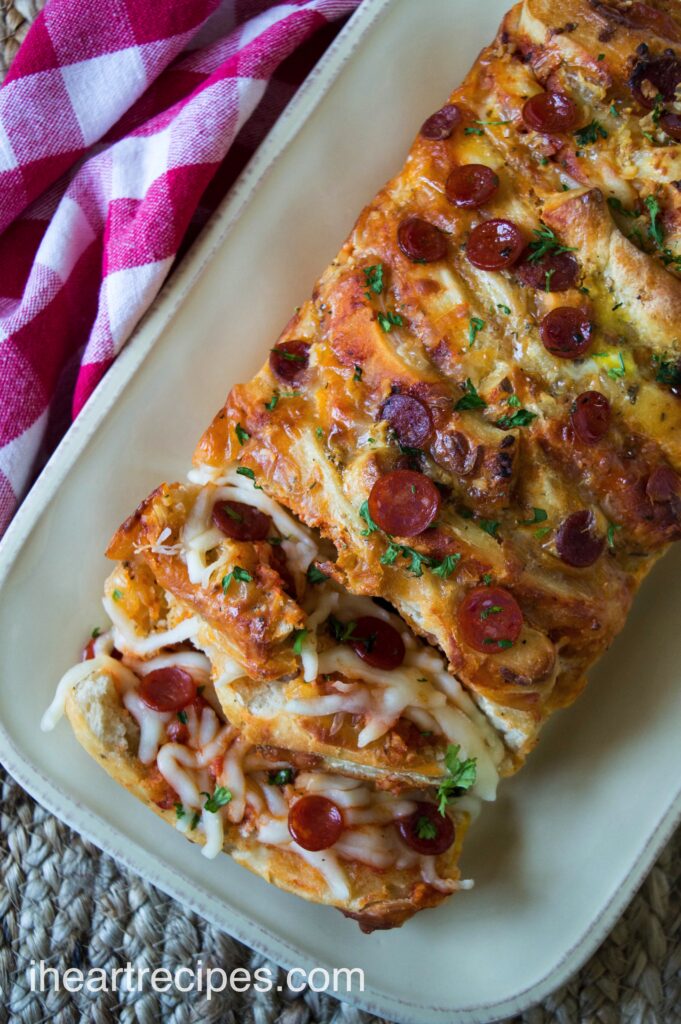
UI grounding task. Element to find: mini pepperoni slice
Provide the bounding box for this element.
[466,219,525,270]
[540,307,593,359]
[571,391,611,444]
[380,393,434,448]
[139,667,197,713]
[522,91,579,133]
[660,112,681,142]
[630,56,681,109]
[515,249,578,292]
[81,638,96,661]
[212,499,271,541]
[166,718,189,744]
[396,802,456,856]
[458,586,523,654]
[397,217,448,263]
[269,340,310,383]
[646,466,680,504]
[432,430,482,477]
[348,616,406,670]
[288,794,344,851]
[555,511,604,568]
[445,164,499,209]
[368,469,440,536]
[420,103,462,140]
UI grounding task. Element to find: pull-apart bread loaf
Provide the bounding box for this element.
[196,0,681,755]
[44,0,681,928]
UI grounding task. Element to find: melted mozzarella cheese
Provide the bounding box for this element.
[124,691,172,765]
[183,470,319,581]
[103,595,201,656]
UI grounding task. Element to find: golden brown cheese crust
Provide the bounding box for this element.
[65,670,467,930]
[195,0,681,751]
[107,482,305,680]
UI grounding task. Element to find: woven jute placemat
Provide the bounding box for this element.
[1,2,680,1021]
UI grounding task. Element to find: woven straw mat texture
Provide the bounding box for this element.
[1,2,681,1022]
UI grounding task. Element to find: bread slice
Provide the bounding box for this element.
[61,658,472,931]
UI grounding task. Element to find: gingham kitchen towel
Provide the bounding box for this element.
[0,0,360,537]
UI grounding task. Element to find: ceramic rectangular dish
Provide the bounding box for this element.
[1,1,680,1021]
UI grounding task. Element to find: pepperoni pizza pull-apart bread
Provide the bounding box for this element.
[195,0,681,758]
[100,479,509,795]
[42,640,472,932]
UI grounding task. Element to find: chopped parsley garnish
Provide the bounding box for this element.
[507,394,521,407]
[177,710,188,724]
[359,500,380,535]
[91,627,101,639]
[478,519,500,538]
[607,522,621,549]
[455,377,487,411]
[112,589,123,602]
[492,638,514,649]
[607,196,636,218]
[520,507,547,525]
[468,316,485,347]
[652,354,681,388]
[652,93,665,125]
[597,53,605,61]
[175,803,185,820]
[527,223,577,263]
[268,536,284,545]
[306,564,329,584]
[273,348,305,363]
[328,615,356,643]
[202,787,232,813]
[353,364,363,382]
[235,423,250,445]
[264,392,301,411]
[431,553,461,579]
[609,104,618,117]
[292,628,309,655]
[236,466,262,488]
[645,195,664,247]
[315,426,324,439]
[381,542,460,580]
[593,351,626,380]
[535,526,552,540]
[495,407,537,429]
[380,542,429,578]
[464,126,484,135]
[222,566,253,592]
[377,310,403,332]
[363,263,384,295]
[545,268,555,292]
[436,744,477,815]
[222,504,243,522]
[415,816,438,840]
[574,120,608,145]
[480,604,502,620]
[190,812,201,830]
[474,118,512,126]
[268,768,294,787]
[481,573,493,586]
[497,303,511,315]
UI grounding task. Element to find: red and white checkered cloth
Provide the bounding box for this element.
[0,0,360,536]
